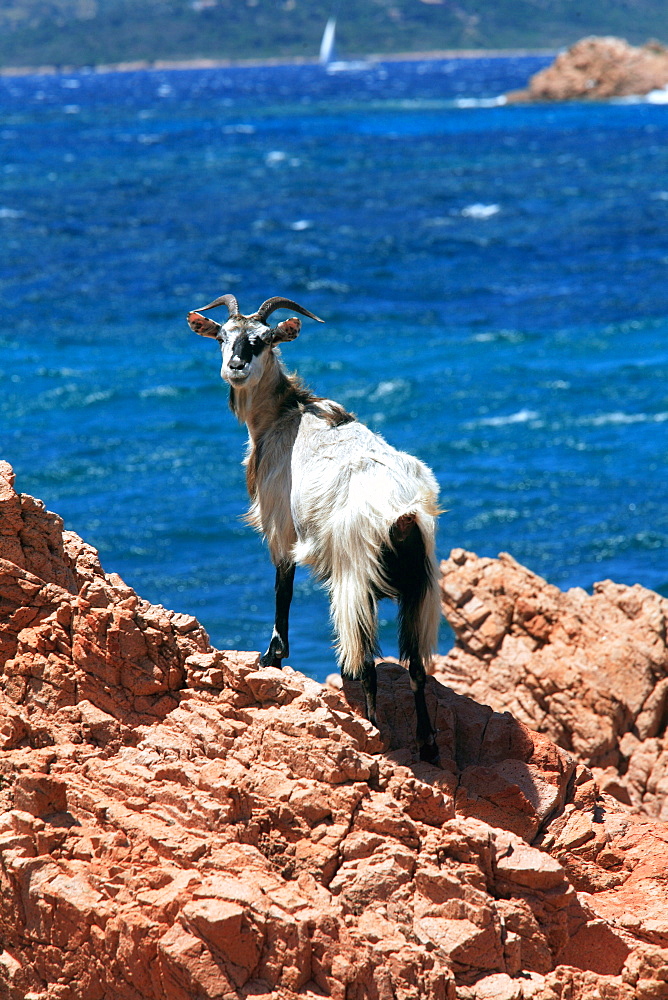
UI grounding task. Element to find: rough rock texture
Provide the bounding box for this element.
[435,548,668,826]
[507,36,668,102]
[1,462,668,1000]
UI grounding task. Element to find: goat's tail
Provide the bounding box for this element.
[311,488,441,679]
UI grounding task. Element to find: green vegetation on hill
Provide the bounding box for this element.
[1,0,668,69]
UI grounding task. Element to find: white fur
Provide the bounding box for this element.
[289,411,440,673]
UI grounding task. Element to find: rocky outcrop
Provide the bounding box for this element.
[507,36,668,102]
[1,462,668,1000]
[435,548,668,822]
[0,461,211,731]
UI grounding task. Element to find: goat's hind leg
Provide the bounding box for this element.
[391,519,440,765]
[260,560,295,668]
[406,652,438,764]
[358,652,378,729]
[398,574,439,763]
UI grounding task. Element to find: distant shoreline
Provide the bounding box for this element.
[0,48,556,79]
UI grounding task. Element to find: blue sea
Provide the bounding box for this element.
[2,56,667,678]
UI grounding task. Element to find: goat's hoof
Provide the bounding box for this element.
[259,652,282,669]
[260,635,288,669]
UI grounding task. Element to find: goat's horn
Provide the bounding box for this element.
[254,297,324,324]
[192,294,240,317]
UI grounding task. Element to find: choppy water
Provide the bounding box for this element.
[2,56,667,678]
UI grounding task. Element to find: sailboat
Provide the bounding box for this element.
[319,17,338,66]
[318,16,375,73]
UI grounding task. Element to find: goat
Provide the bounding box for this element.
[187,293,441,763]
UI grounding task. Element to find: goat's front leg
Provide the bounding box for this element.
[260,561,295,668]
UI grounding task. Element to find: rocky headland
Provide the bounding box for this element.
[1,459,667,1000]
[507,36,668,102]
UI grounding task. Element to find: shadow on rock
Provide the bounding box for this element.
[344,661,575,843]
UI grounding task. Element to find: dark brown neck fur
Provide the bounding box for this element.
[242,366,354,500]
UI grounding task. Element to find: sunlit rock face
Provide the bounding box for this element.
[507,36,668,102]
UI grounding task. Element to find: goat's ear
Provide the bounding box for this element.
[268,317,301,344]
[187,311,222,339]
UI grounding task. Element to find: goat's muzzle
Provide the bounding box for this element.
[224,357,252,383]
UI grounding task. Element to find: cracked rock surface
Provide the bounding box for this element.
[1,462,668,1000]
[436,548,668,823]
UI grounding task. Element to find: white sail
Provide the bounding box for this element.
[319,17,337,65]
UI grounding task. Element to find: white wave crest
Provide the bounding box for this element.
[266,150,287,165]
[140,385,180,398]
[461,203,500,219]
[646,87,668,104]
[579,411,668,427]
[454,96,507,109]
[82,391,113,406]
[466,408,540,428]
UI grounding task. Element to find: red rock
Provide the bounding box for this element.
[13,772,68,817]
[2,465,668,1000]
[507,36,668,102]
[494,836,567,891]
[436,548,668,816]
[559,919,632,977]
